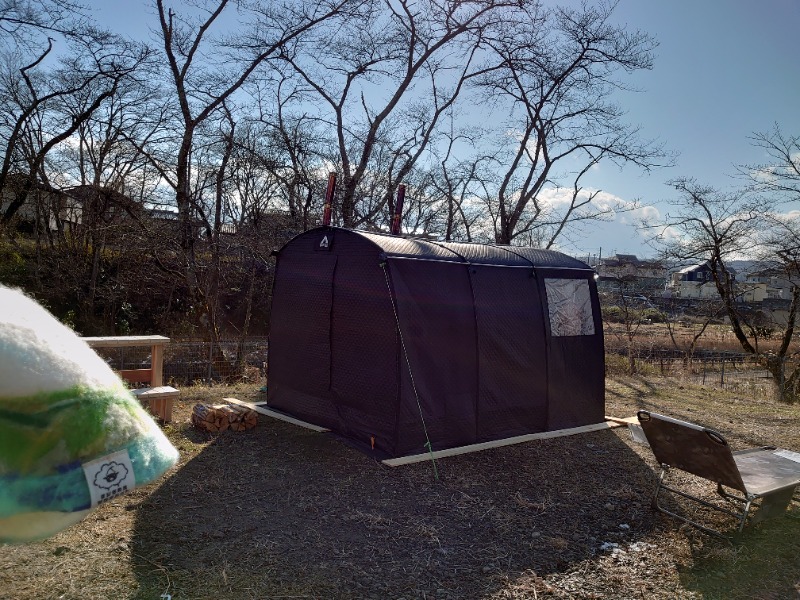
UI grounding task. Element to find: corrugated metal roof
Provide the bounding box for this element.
[677,263,707,273]
[350,229,590,269]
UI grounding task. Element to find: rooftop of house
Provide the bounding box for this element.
[600,254,663,267]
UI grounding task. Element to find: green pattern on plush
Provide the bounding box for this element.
[0,285,179,543]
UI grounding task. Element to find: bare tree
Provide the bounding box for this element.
[276,0,518,229]
[606,276,646,374]
[662,297,723,368]
[649,176,800,401]
[242,77,331,231]
[474,1,665,245]
[651,178,765,343]
[0,0,92,51]
[756,214,800,400]
[227,120,285,228]
[153,0,354,293]
[421,114,490,241]
[0,29,147,227]
[739,124,800,199]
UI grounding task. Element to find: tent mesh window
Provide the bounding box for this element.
[544,278,595,336]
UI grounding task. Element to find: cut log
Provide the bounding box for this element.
[191,403,230,432]
[191,401,257,433]
[216,402,258,431]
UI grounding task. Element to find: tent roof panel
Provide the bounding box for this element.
[428,241,529,265]
[356,231,464,261]
[500,246,592,269]
[341,229,591,269]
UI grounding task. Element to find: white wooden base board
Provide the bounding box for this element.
[221,397,330,432]
[382,420,624,467]
[219,398,629,465]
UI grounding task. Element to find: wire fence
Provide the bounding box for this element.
[93,335,792,401]
[92,338,269,387]
[604,344,794,401]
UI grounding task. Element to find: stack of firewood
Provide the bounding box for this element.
[191,402,258,432]
[224,403,258,431]
[191,403,229,432]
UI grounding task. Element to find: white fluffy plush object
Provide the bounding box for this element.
[0,285,179,543]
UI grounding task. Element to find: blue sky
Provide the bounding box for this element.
[576,0,800,260]
[85,0,800,259]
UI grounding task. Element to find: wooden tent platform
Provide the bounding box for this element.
[383,420,627,466]
[222,398,330,432]
[225,398,635,466]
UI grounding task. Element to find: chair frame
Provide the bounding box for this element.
[637,410,800,537]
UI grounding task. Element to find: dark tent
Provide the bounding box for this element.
[267,226,605,459]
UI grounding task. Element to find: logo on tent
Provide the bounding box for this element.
[314,230,334,251]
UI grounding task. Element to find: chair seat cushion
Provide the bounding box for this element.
[733,448,800,496]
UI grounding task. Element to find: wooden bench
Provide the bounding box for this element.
[82,335,179,423]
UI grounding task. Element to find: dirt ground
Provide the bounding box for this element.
[2,375,800,600]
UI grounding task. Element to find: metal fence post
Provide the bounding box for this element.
[207,342,214,383]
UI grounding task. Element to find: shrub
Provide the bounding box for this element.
[642,308,667,323]
[0,240,26,286]
[602,305,625,323]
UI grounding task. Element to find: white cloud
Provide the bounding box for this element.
[630,204,660,221]
[773,208,800,222]
[536,187,619,211]
[536,186,661,224]
[748,151,800,186]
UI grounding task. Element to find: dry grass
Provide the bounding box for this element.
[2,377,800,600]
[604,321,795,356]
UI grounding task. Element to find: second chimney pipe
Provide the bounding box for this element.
[322,172,336,226]
[390,184,405,235]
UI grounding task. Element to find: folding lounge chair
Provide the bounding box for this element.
[636,410,800,537]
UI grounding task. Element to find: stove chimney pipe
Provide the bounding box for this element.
[322,172,336,226]
[390,184,405,235]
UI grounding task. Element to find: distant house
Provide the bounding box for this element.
[665,262,774,303]
[668,263,736,300]
[670,262,717,284]
[0,174,81,232]
[1,176,299,247]
[745,268,800,300]
[0,179,144,233]
[66,184,139,226]
[595,254,666,293]
[2,179,187,236]
[737,282,768,303]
